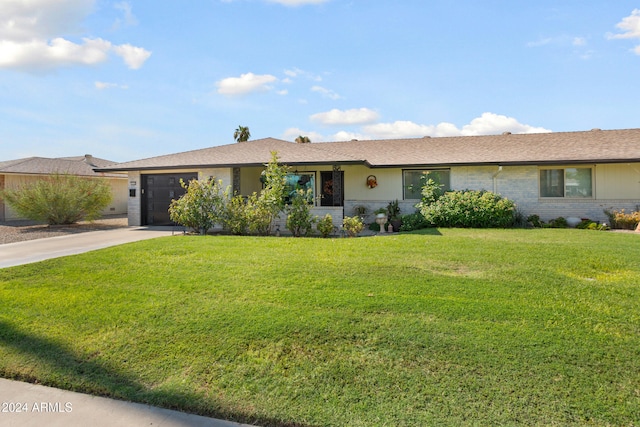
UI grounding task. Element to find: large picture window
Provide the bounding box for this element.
[539,168,592,198]
[284,172,315,203]
[403,169,450,200]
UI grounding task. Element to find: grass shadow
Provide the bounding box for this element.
[0,319,319,427]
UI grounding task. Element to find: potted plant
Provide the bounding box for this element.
[386,200,402,232]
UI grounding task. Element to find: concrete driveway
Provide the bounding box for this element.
[0,227,177,269]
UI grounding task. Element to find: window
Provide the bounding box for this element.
[284,172,315,203]
[539,168,592,198]
[403,169,450,199]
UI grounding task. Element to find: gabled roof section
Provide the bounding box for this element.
[0,155,123,177]
[95,128,640,172]
[95,138,365,172]
[317,128,640,167]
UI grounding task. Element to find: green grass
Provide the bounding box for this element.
[1,229,639,426]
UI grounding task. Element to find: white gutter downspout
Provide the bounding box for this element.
[492,165,503,193]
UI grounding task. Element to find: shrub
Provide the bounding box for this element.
[604,209,640,230]
[547,217,568,228]
[527,214,543,228]
[316,214,334,238]
[420,190,516,228]
[399,212,429,231]
[342,216,364,237]
[222,193,250,235]
[169,178,225,234]
[577,219,609,231]
[2,173,112,225]
[285,189,316,237]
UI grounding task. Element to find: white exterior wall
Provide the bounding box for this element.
[450,164,640,223]
[125,162,640,230]
[127,172,142,226]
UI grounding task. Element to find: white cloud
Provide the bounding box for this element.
[311,85,340,100]
[95,81,128,90]
[526,37,553,47]
[0,0,151,71]
[310,108,380,125]
[361,113,551,140]
[114,1,138,28]
[0,0,94,41]
[460,112,550,135]
[573,37,586,46]
[330,130,369,141]
[282,127,324,142]
[216,72,278,95]
[112,44,152,69]
[0,37,111,70]
[607,9,640,55]
[608,9,640,40]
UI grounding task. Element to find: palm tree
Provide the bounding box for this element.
[295,135,311,144]
[234,126,251,143]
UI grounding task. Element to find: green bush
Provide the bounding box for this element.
[316,214,334,238]
[577,219,609,231]
[399,212,429,231]
[420,190,517,228]
[285,189,316,237]
[222,193,250,235]
[2,173,112,225]
[169,178,225,234]
[547,217,568,228]
[342,216,364,237]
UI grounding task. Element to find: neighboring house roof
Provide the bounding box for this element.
[0,155,124,178]
[95,128,640,172]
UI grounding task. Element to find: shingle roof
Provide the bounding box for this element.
[95,128,640,172]
[0,155,123,178]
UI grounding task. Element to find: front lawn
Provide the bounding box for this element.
[1,229,639,426]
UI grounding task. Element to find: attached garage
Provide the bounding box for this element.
[141,173,197,225]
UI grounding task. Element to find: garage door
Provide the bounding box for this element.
[141,173,197,225]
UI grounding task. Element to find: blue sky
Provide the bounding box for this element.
[1,1,639,162]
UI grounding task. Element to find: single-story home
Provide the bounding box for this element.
[0,155,128,221]
[94,128,640,229]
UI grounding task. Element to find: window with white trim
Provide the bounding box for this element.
[539,167,592,198]
[403,169,450,200]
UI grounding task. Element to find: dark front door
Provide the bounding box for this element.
[320,170,344,207]
[141,173,197,225]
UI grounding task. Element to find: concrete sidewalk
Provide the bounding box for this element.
[0,379,255,427]
[0,227,177,269]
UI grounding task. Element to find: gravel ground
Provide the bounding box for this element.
[0,215,129,245]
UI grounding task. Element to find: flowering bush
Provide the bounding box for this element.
[604,209,640,230]
[317,214,334,237]
[342,216,364,237]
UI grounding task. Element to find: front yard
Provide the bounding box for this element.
[1,229,638,426]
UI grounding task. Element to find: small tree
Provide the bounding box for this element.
[2,174,112,225]
[169,178,225,234]
[247,151,289,235]
[285,189,316,237]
